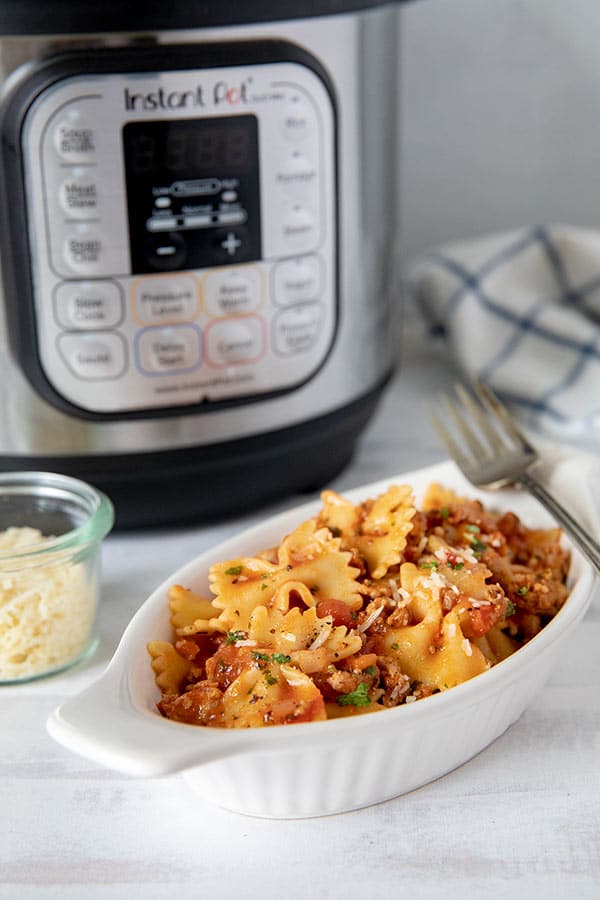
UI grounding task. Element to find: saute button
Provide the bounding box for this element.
[133,276,199,323]
[54,280,123,330]
[273,303,323,356]
[136,325,201,374]
[53,115,97,162]
[273,255,322,306]
[205,317,264,366]
[58,332,126,380]
[204,268,260,316]
[59,176,99,218]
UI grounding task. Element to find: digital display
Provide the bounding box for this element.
[124,117,257,179]
[122,115,261,274]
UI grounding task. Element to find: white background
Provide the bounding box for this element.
[400,0,600,260]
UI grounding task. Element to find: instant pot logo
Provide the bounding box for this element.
[124,78,251,111]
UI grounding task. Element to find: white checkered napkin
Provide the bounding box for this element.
[409,225,600,447]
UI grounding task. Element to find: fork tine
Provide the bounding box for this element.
[429,406,470,466]
[472,380,532,450]
[454,382,506,452]
[441,386,488,460]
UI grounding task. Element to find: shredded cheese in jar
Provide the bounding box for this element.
[0,527,96,681]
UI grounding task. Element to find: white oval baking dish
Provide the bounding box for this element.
[47,459,597,818]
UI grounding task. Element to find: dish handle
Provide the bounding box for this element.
[47,668,254,778]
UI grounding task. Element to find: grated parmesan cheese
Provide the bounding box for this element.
[0,527,96,681]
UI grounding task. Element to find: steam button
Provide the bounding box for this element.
[281,205,317,252]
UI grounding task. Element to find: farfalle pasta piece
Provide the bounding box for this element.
[147,640,191,695]
[319,485,415,579]
[421,482,467,511]
[209,519,362,632]
[221,663,326,727]
[168,584,223,634]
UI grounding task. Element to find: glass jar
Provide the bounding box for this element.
[0,471,114,683]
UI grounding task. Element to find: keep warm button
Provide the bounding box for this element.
[58,332,127,380]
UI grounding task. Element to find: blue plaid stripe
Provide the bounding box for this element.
[412,226,600,425]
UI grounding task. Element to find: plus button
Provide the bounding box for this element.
[221,231,242,256]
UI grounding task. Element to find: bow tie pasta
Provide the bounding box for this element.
[148,483,570,728]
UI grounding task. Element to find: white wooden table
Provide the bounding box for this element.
[2,319,599,899]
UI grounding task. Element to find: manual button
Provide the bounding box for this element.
[58,332,127,380]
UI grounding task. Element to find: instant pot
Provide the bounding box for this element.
[0,1,402,527]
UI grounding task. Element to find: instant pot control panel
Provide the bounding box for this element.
[1,43,337,417]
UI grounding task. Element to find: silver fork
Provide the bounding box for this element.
[431,380,600,576]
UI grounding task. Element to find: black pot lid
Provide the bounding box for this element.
[0,0,405,36]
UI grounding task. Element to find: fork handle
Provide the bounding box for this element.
[518,472,600,577]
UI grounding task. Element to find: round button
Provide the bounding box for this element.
[273,303,323,356]
[63,227,104,275]
[59,175,99,219]
[136,325,202,374]
[204,268,261,317]
[281,96,313,143]
[212,227,248,263]
[275,152,317,199]
[54,281,123,330]
[146,232,187,271]
[282,205,317,252]
[133,276,199,324]
[273,256,322,306]
[53,113,97,163]
[58,332,126,380]
[205,316,265,367]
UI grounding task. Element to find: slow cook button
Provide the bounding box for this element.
[205,317,265,367]
[133,276,199,324]
[58,332,126,380]
[59,176,99,218]
[204,268,261,316]
[281,205,317,252]
[136,325,202,374]
[273,303,323,356]
[54,280,123,330]
[273,255,322,306]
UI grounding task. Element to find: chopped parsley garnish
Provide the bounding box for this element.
[337,682,371,707]
[391,642,399,650]
[517,586,530,596]
[465,524,480,533]
[420,560,439,570]
[451,561,464,570]
[225,565,243,576]
[225,630,246,645]
[264,670,278,686]
[252,651,271,661]
[505,600,516,616]
[261,583,269,591]
[440,507,450,519]
[470,539,487,556]
[364,665,378,677]
[271,653,291,664]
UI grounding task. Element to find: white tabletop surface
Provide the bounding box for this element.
[2,317,599,900]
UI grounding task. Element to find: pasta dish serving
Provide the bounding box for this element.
[148,482,570,728]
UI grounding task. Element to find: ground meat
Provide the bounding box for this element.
[158,681,224,726]
[510,567,569,616]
